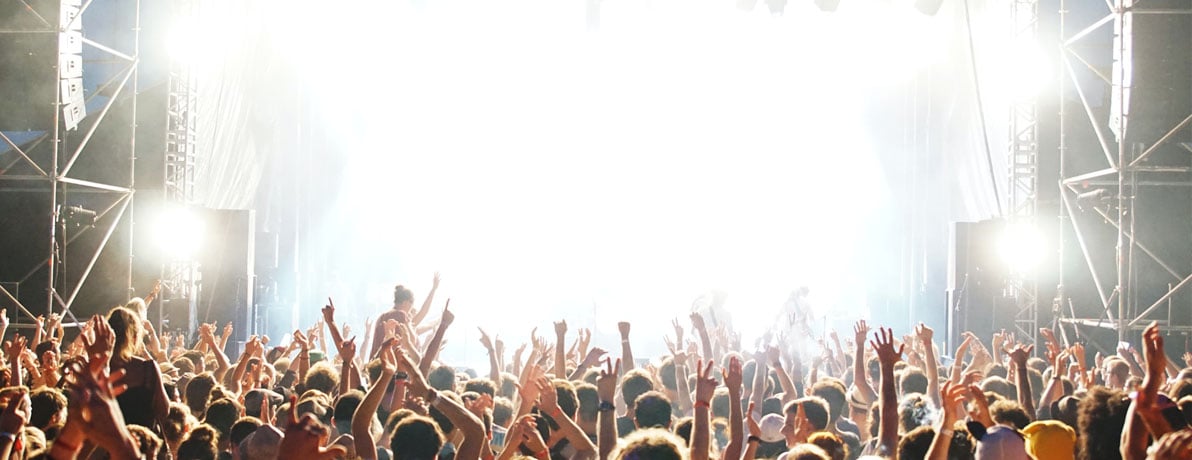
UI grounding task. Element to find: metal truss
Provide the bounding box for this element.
[0,0,140,327]
[1057,0,1192,342]
[1007,0,1040,348]
[160,0,200,334]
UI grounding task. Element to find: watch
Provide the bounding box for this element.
[598,401,615,412]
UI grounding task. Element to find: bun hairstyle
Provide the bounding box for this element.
[394,285,414,307]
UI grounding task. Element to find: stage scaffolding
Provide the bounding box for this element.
[160,0,200,335]
[1057,0,1192,342]
[1007,0,1041,350]
[0,0,141,328]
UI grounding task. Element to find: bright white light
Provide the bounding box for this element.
[153,207,204,261]
[998,222,1045,273]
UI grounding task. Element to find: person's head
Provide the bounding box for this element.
[163,402,195,449]
[782,396,830,444]
[980,376,1017,401]
[711,388,731,420]
[229,417,262,448]
[239,424,283,460]
[333,390,365,435]
[296,393,333,429]
[126,424,163,459]
[898,393,935,433]
[181,350,206,374]
[303,362,339,395]
[672,416,694,445]
[177,423,219,460]
[203,397,242,443]
[107,306,143,361]
[989,400,1031,430]
[28,388,66,430]
[172,357,195,375]
[390,415,445,460]
[551,379,579,419]
[574,383,598,424]
[808,431,848,460]
[633,391,673,429]
[898,426,935,460]
[185,373,217,418]
[1103,358,1130,389]
[1077,386,1130,460]
[464,378,497,407]
[493,397,515,428]
[611,428,688,460]
[898,367,929,396]
[781,444,830,460]
[621,369,654,410]
[810,379,848,423]
[393,285,414,310]
[659,357,678,392]
[428,365,456,392]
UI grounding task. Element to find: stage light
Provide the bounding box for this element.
[914,0,943,16]
[153,206,205,261]
[998,222,1044,274]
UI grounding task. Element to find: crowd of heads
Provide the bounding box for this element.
[1,274,1191,460]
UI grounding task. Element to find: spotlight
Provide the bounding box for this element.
[998,222,1044,274]
[766,0,787,15]
[153,206,205,261]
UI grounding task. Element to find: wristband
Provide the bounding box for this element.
[694,400,710,409]
[0,432,15,443]
[747,435,762,443]
[940,428,954,437]
[598,401,615,412]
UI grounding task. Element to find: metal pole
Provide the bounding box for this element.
[1057,0,1068,320]
[1114,0,1129,343]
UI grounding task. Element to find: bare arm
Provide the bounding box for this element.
[554,321,567,378]
[852,320,877,404]
[479,328,501,383]
[596,358,620,459]
[769,347,798,405]
[872,327,904,457]
[674,352,694,415]
[353,344,397,460]
[691,360,715,460]
[617,321,635,375]
[916,323,942,408]
[691,313,713,362]
[926,381,965,460]
[722,357,745,460]
[537,376,597,456]
[409,272,440,327]
[418,302,454,377]
[1008,344,1036,419]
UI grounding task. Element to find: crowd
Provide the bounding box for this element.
[1,273,1191,460]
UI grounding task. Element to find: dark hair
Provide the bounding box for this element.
[499,372,518,399]
[810,379,848,422]
[185,373,217,418]
[203,397,242,443]
[391,415,445,460]
[621,370,654,409]
[898,426,935,460]
[809,431,848,460]
[333,390,365,434]
[612,428,685,460]
[553,379,579,419]
[786,397,830,431]
[229,417,262,446]
[898,393,934,433]
[428,391,462,434]
[659,357,678,391]
[384,409,416,437]
[127,424,164,459]
[29,388,66,430]
[633,391,673,429]
[672,416,694,444]
[428,366,456,392]
[177,424,219,460]
[464,378,496,398]
[899,367,929,396]
[984,363,1008,379]
[980,376,1017,401]
[711,388,730,419]
[393,285,414,306]
[574,383,598,422]
[163,402,193,446]
[1078,386,1130,460]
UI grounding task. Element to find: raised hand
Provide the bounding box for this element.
[321,300,336,325]
[440,300,454,327]
[1140,322,1166,404]
[338,337,357,362]
[617,321,631,338]
[478,327,494,351]
[914,322,934,343]
[1071,343,1087,369]
[581,347,608,366]
[554,320,567,337]
[596,358,619,400]
[854,320,870,345]
[690,312,706,331]
[672,318,685,345]
[722,356,743,393]
[431,272,441,290]
[938,380,967,428]
[279,395,346,460]
[223,322,234,342]
[292,330,310,350]
[1007,343,1034,365]
[765,345,782,367]
[869,327,904,367]
[694,360,717,405]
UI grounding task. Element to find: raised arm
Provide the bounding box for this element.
[229,336,262,396]
[479,328,501,383]
[852,320,876,404]
[722,357,745,460]
[596,358,620,459]
[769,346,798,405]
[691,360,716,460]
[418,301,454,377]
[338,338,359,395]
[691,313,713,362]
[410,272,441,327]
[617,321,635,375]
[1007,343,1036,419]
[916,323,941,408]
[554,320,567,378]
[353,342,396,460]
[926,381,965,460]
[399,346,485,460]
[871,326,904,458]
[322,300,347,360]
[536,376,597,458]
[200,324,232,382]
[673,350,694,415]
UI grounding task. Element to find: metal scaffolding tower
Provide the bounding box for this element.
[0,0,141,327]
[1008,0,1041,348]
[1058,0,1192,342]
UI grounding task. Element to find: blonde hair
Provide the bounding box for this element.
[611,428,689,460]
[107,306,143,361]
